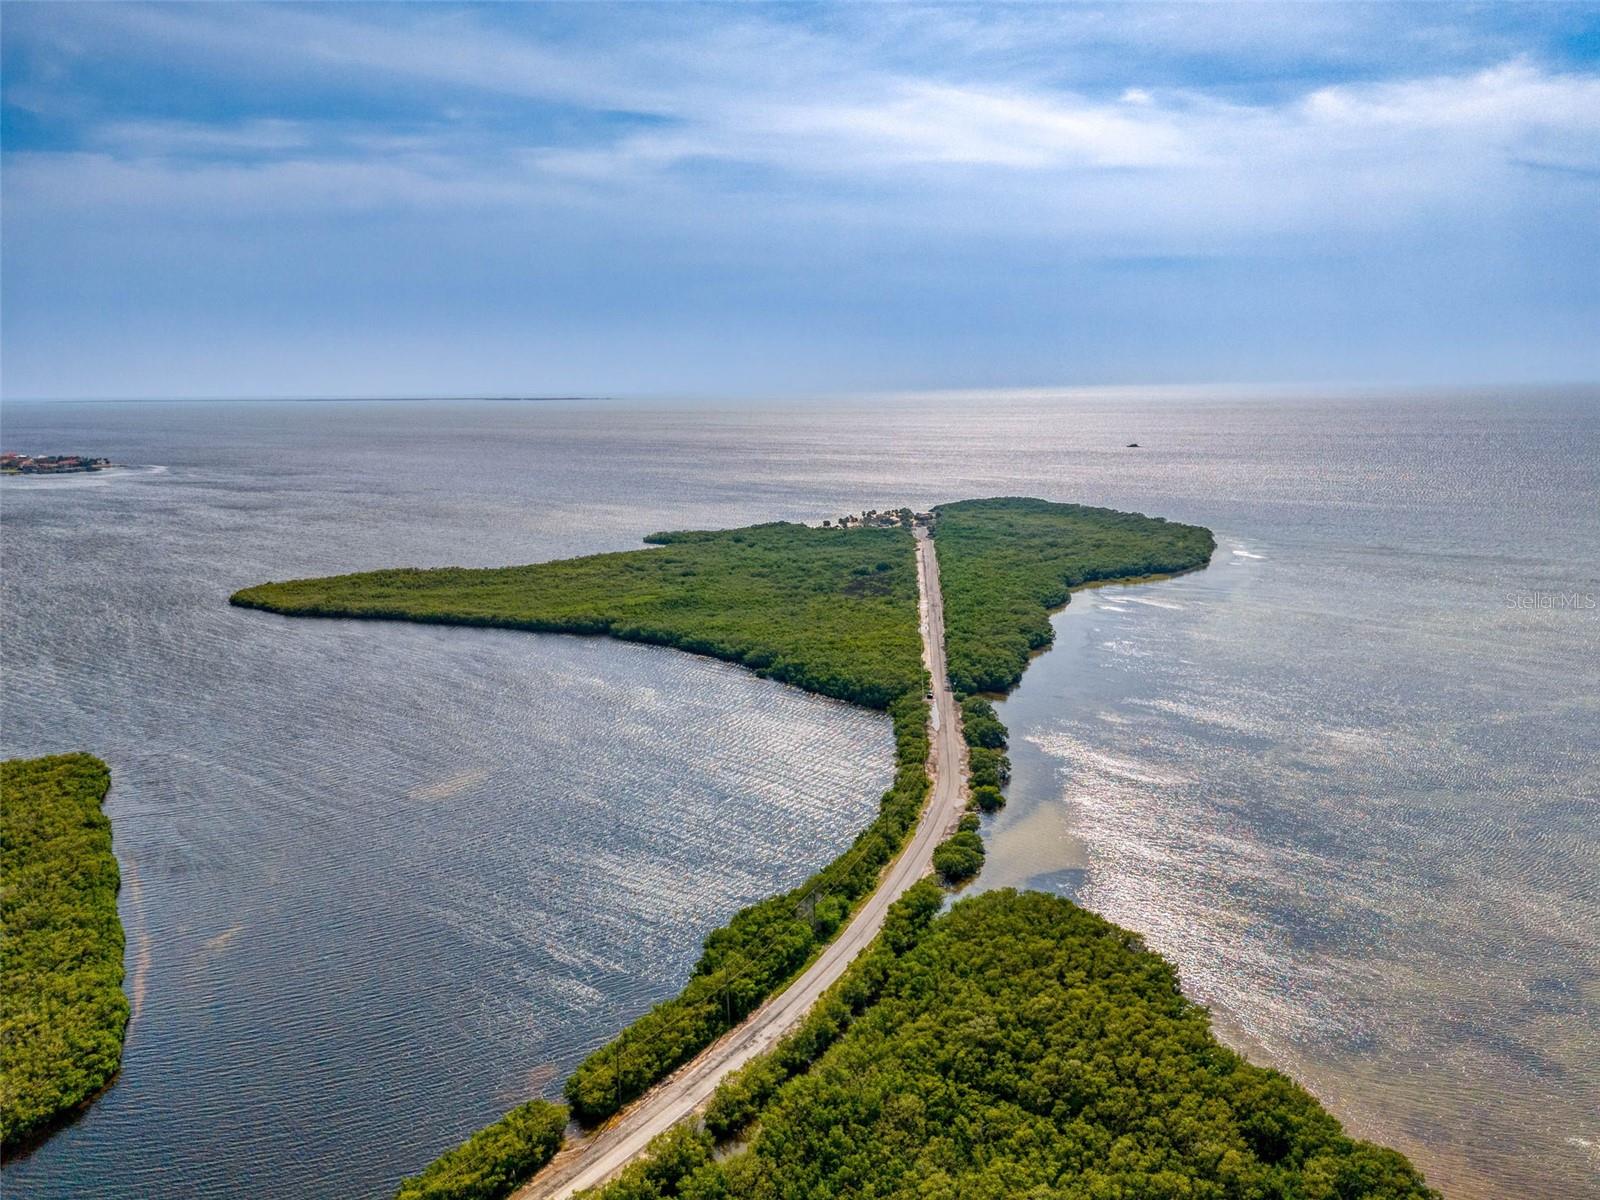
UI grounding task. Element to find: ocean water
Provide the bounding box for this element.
[1,390,1595,1199]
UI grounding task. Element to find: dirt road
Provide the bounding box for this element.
[516,525,966,1198]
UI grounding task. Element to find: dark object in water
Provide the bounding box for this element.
[1126,442,1140,448]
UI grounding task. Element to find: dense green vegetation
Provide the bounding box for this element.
[240,502,1234,1196]
[233,522,924,709]
[581,502,1424,1200]
[604,880,947,1191]
[930,828,984,883]
[960,696,1010,817]
[394,1100,567,1200]
[967,746,1008,793]
[1,753,129,1150]
[933,497,1215,695]
[588,890,1437,1200]
[564,692,929,1124]
[959,695,1008,749]
[929,696,1010,883]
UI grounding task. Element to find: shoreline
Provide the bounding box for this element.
[977,553,1499,1198]
[972,556,1217,700]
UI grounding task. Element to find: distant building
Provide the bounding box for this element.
[1,452,113,475]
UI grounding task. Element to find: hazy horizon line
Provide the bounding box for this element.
[4,379,1599,407]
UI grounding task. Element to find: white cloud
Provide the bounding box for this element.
[1301,59,1600,132]
[5,4,1598,252]
[753,83,1192,169]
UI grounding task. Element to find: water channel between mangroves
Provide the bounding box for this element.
[1,390,1596,1200]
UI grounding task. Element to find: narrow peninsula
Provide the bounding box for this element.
[232,498,1432,1200]
[0,753,130,1153]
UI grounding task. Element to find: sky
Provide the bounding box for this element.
[2,2,1598,400]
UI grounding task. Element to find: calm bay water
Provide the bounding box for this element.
[1,390,1596,1198]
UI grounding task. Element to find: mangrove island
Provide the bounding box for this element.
[0,753,129,1154]
[231,498,1433,1200]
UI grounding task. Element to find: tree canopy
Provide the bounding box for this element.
[394,1100,567,1200]
[1,753,129,1150]
[232,503,1258,1200]
[588,890,1437,1200]
[234,521,925,710]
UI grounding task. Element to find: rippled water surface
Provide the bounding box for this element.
[2,391,1596,1199]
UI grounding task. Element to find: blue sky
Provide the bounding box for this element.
[3,2,1598,399]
